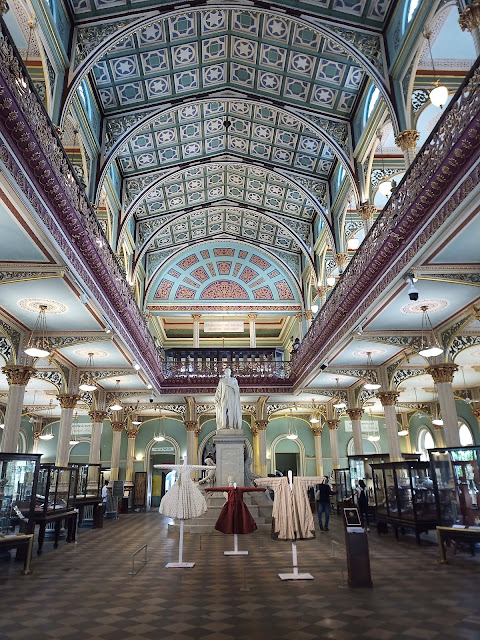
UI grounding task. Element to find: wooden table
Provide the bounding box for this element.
[32,509,77,555]
[436,526,480,563]
[0,533,34,574]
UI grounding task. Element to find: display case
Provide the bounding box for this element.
[371,461,440,543]
[429,446,480,526]
[333,468,353,514]
[68,463,104,528]
[36,464,77,514]
[0,453,41,535]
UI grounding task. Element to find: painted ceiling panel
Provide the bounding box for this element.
[0,201,48,262]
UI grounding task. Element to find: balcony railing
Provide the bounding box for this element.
[163,360,291,385]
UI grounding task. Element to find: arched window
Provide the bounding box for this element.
[365,86,380,121]
[418,427,435,461]
[459,421,474,446]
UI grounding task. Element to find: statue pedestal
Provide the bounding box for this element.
[214,429,245,487]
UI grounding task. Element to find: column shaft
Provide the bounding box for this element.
[312,427,324,476]
[248,314,257,348]
[347,409,364,455]
[384,405,402,461]
[1,385,27,452]
[257,428,267,477]
[437,382,460,447]
[89,421,103,464]
[126,437,135,484]
[110,422,124,481]
[327,420,340,469]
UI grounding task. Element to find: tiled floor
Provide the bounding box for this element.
[0,511,479,640]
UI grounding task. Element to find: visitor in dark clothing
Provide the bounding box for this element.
[316,476,335,531]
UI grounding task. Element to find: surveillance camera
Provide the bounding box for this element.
[404,276,419,301]
[149,393,154,403]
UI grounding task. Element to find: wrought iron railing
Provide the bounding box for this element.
[163,360,291,384]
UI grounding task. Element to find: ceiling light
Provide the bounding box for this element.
[132,361,140,371]
[363,352,381,390]
[418,305,443,358]
[333,378,347,409]
[378,181,393,197]
[286,433,298,440]
[79,352,97,392]
[425,31,448,108]
[398,428,409,436]
[311,304,319,314]
[104,323,112,334]
[326,276,336,287]
[109,380,123,412]
[24,304,51,358]
[39,432,54,440]
[69,438,80,446]
[153,434,165,442]
[0,423,4,429]
[347,237,360,250]
[147,384,153,390]
[432,417,443,426]
[367,434,380,442]
[132,419,141,426]
[309,416,320,423]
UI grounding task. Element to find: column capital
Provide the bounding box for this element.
[57,393,80,409]
[247,313,258,321]
[376,391,399,407]
[2,364,35,386]
[335,253,349,268]
[250,425,259,437]
[191,313,201,321]
[304,310,313,320]
[255,419,268,430]
[184,420,198,431]
[395,129,420,151]
[459,0,480,32]
[347,408,363,421]
[295,312,303,323]
[111,420,125,432]
[432,423,444,432]
[358,203,376,222]
[317,285,328,298]
[89,410,108,423]
[311,425,324,436]
[125,424,140,439]
[426,363,458,384]
[471,408,480,420]
[33,430,41,440]
[326,419,339,431]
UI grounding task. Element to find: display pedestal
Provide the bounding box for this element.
[278,541,314,580]
[166,519,195,568]
[214,429,245,487]
[224,533,248,556]
[344,527,372,588]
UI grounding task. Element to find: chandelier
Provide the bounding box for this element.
[363,352,381,390]
[39,400,55,440]
[153,411,165,441]
[24,304,51,358]
[79,352,97,392]
[424,31,448,108]
[286,408,298,440]
[366,409,380,442]
[418,305,443,358]
[69,411,80,446]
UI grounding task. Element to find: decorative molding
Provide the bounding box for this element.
[426,364,458,384]
[392,367,427,390]
[57,393,80,409]
[1,364,35,386]
[449,335,480,359]
[376,391,399,406]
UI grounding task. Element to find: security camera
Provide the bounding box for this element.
[149,393,154,403]
[404,275,419,301]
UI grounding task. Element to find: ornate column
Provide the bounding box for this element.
[432,423,445,448]
[395,129,420,166]
[296,312,304,340]
[192,314,201,348]
[347,408,364,455]
[304,310,313,331]
[125,423,140,485]
[110,420,124,481]
[327,419,340,469]
[427,364,460,447]
[184,420,199,476]
[359,203,376,233]
[55,394,80,467]
[459,0,480,56]
[311,424,324,476]
[335,252,349,274]
[248,313,258,348]
[317,285,327,308]
[377,392,401,461]
[255,419,268,477]
[88,410,107,465]
[0,365,34,453]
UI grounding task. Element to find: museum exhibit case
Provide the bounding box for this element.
[68,463,104,528]
[429,446,480,526]
[371,460,440,543]
[333,468,353,514]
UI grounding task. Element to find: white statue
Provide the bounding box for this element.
[215,367,242,430]
[198,456,216,486]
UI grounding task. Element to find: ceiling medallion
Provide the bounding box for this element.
[74,348,109,358]
[352,348,386,357]
[17,298,68,314]
[401,298,448,314]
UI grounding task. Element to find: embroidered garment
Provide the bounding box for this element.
[205,487,265,534]
[155,463,216,520]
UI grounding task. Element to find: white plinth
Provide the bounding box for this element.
[166,562,195,568]
[278,571,314,580]
[214,429,245,487]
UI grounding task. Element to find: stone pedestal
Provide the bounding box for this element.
[214,429,245,486]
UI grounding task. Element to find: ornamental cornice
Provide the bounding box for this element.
[57,394,80,409]
[0,336,13,364]
[1,364,35,386]
[426,363,459,384]
[0,319,20,355]
[31,369,63,391]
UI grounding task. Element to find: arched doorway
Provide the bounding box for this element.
[145,437,180,508]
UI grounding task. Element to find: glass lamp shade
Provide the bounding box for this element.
[347,237,360,250]
[418,344,443,358]
[368,435,380,442]
[364,381,381,390]
[287,433,298,440]
[79,382,96,392]
[39,433,54,440]
[132,420,141,426]
[0,423,4,429]
[378,180,392,197]
[311,304,319,314]
[69,439,80,446]
[153,435,165,442]
[24,344,50,358]
[326,276,336,287]
[333,400,346,409]
[110,403,122,411]
[430,85,448,108]
[398,429,409,436]
[432,418,443,426]
[309,416,320,424]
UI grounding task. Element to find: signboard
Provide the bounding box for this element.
[112,481,124,498]
[152,446,174,453]
[344,419,380,436]
[203,320,244,333]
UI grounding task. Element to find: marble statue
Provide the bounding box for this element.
[198,456,216,486]
[215,367,242,430]
[244,456,261,487]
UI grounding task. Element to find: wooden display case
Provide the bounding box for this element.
[68,463,104,528]
[333,468,353,514]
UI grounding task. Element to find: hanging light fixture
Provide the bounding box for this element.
[311,303,319,314]
[418,305,443,358]
[363,352,381,390]
[286,408,298,440]
[367,409,380,442]
[131,401,142,426]
[109,380,123,412]
[347,237,360,251]
[333,378,347,409]
[79,352,97,392]
[153,411,165,441]
[310,398,320,424]
[376,132,392,198]
[69,411,80,446]
[39,400,55,440]
[460,366,473,404]
[326,275,336,287]
[24,304,51,358]
[431,387,443,426]
[424,31,448,108]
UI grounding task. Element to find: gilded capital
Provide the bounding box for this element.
[89,410,108,423]
[125,424,140,439]
[247,313,258,321]
[358,204,376,222]
[470,408,480,420]
[111,420,124,432]
[311,425,324,436]
[395,130,420,152]
[432,423,444,432]
[347,408,363,421]
[57,394,80,409]
[376,391,399,407]
[304,310,313,321]
[250,425,259,437]
[296,312,303,323]
[255,420,268,431]
[459,0,480,32]
[191,314,201,321]
[184,420,198,431]
[2,364,35,386]
[335,253,349,268]
[317,285,328,298]
[327,419,339,431]
[426,363,458,384]
[33,430,41,440]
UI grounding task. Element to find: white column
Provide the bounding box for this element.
[248,313,257,348]
[125,423,140,485]
[296,313,304,340]
[327,419,340,469]
[185,421,199,477]
[55,394,80,467]
[192,314,201,349]
[110,421,124,481]
[312,425,324,476]
[256,421,268,477]
[427,364,460,448]
[0,365,34,453]
[89,411,107,465]
[377,392,402,461]
[347,408,364,455]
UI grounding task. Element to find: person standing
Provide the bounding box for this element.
[102,480,109,513]
[316,476,335,531]
[356,479,370,532]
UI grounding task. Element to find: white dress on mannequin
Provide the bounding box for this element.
[155,462,216,520]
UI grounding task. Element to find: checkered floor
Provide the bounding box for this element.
[1,511,479,640]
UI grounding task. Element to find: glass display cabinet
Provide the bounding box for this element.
[429,447,480,526]
[0,453,41,534]
[371,461,440,543]
[333,468,353,514]
[68,463,104,528]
